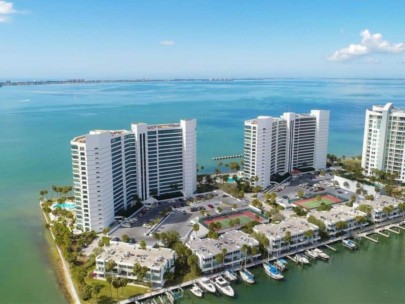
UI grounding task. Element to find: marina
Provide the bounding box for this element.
[126,219,405,304]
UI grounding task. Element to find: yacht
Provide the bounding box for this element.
[214,276,235,297]
[274,259,287,271]
[342,239,357,250]
[263,261,284,280]
[198,277,216,293]
[224,270,238,282]
[313,248,330,260]
[190,284,203,298]
[295,253,310,264]
[239,268,255,284]
[304,249,318,259]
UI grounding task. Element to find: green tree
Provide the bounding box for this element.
[121,234,130,243]
[297,190,304,199]
[106,275,113,298]
[316,195,322,202]
[335,221,348,231]
[164,271,175,285]
[112,278,121,300]
[119,278,128,296]
[303,229,314,239]
[91,283,104,303]
[140,240,147,250]
[192,223,200,237]
[283,231,292,244]
[105,259,116,275]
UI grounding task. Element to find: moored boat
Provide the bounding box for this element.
[305,249,318,259]
[198,277,216,293]
[224,270,238,282]
[214,275,235,297]
[190,284,203,297]
[239,268,255,284]
[263,261,284,280]
[295,253,310,264]
[342,239,357,250]
[313,248,330,260]
[274,259,287,271]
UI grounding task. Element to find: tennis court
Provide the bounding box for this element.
[202,210,266,231]
[293,194,342,210]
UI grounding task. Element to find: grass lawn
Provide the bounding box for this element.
[202,211,265,231]
[84,277,150,304]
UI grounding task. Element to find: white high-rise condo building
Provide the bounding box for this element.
[244,110,329,189]
[71,119,197,232]
[362,103,405,182]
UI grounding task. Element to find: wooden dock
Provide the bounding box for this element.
[212,154,243,161]
[324,244,337,251]
[363,235,378,243]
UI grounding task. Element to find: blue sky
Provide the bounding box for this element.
[1,0,405,79]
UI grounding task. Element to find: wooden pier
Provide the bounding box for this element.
[387,227,400,235]
[324,244,337,251]
[377,231,390,238]
[212,154,243,161]
[363,235,378,243]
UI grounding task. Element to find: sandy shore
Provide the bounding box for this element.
[41,205,81,303]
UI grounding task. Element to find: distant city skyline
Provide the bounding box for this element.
[1,0,405,79]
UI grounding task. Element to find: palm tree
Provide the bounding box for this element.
[284,231,292,245]
[241,244,249,268]
[112,278,121,300]
[192,223,200,238]
[221,248,228,267]
[250,246,259,262]
[105,259,117,275]
[119,278,128,296]
[91,282,104,303]
[106,275,113,298]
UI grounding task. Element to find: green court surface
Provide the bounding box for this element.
[293,194,342,210]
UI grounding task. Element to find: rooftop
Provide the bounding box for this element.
[96,242,175,269]
[72,129,128,143]
[187,230,258,259]
[360,195,403,211]
[371,103,405,115]
[147,123,180,130]
[310,205,366,223]
[253,217,318,239]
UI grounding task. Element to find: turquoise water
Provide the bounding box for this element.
[227,178,236,183]
[52,202,76,210]
[1,79,405,303]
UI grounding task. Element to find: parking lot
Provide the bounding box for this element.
[274,173,355,208]
[110,190,250,245]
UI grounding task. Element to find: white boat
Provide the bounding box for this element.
[342,239,357,250]
[224,270,238,282]
[313,248,330,260]
[198,277,216,293]
[190,284,203,298]
[263,262,284,280]
[239,268,255,284]
[305,249,318,259]
[214,276,235,297]
[274,259,287,271]
[295,253,310,264]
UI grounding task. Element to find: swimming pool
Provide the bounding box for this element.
[52,202,76,210]
[227,177,236,183]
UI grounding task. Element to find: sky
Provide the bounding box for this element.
[1,0,405,79]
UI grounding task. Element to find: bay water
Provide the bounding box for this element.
[0,79,404,303]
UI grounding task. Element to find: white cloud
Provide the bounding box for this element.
[160,40,175,46]
[0,1,16,23]
[328,29,405,62]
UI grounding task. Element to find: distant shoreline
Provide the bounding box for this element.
[1,77,405,88]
